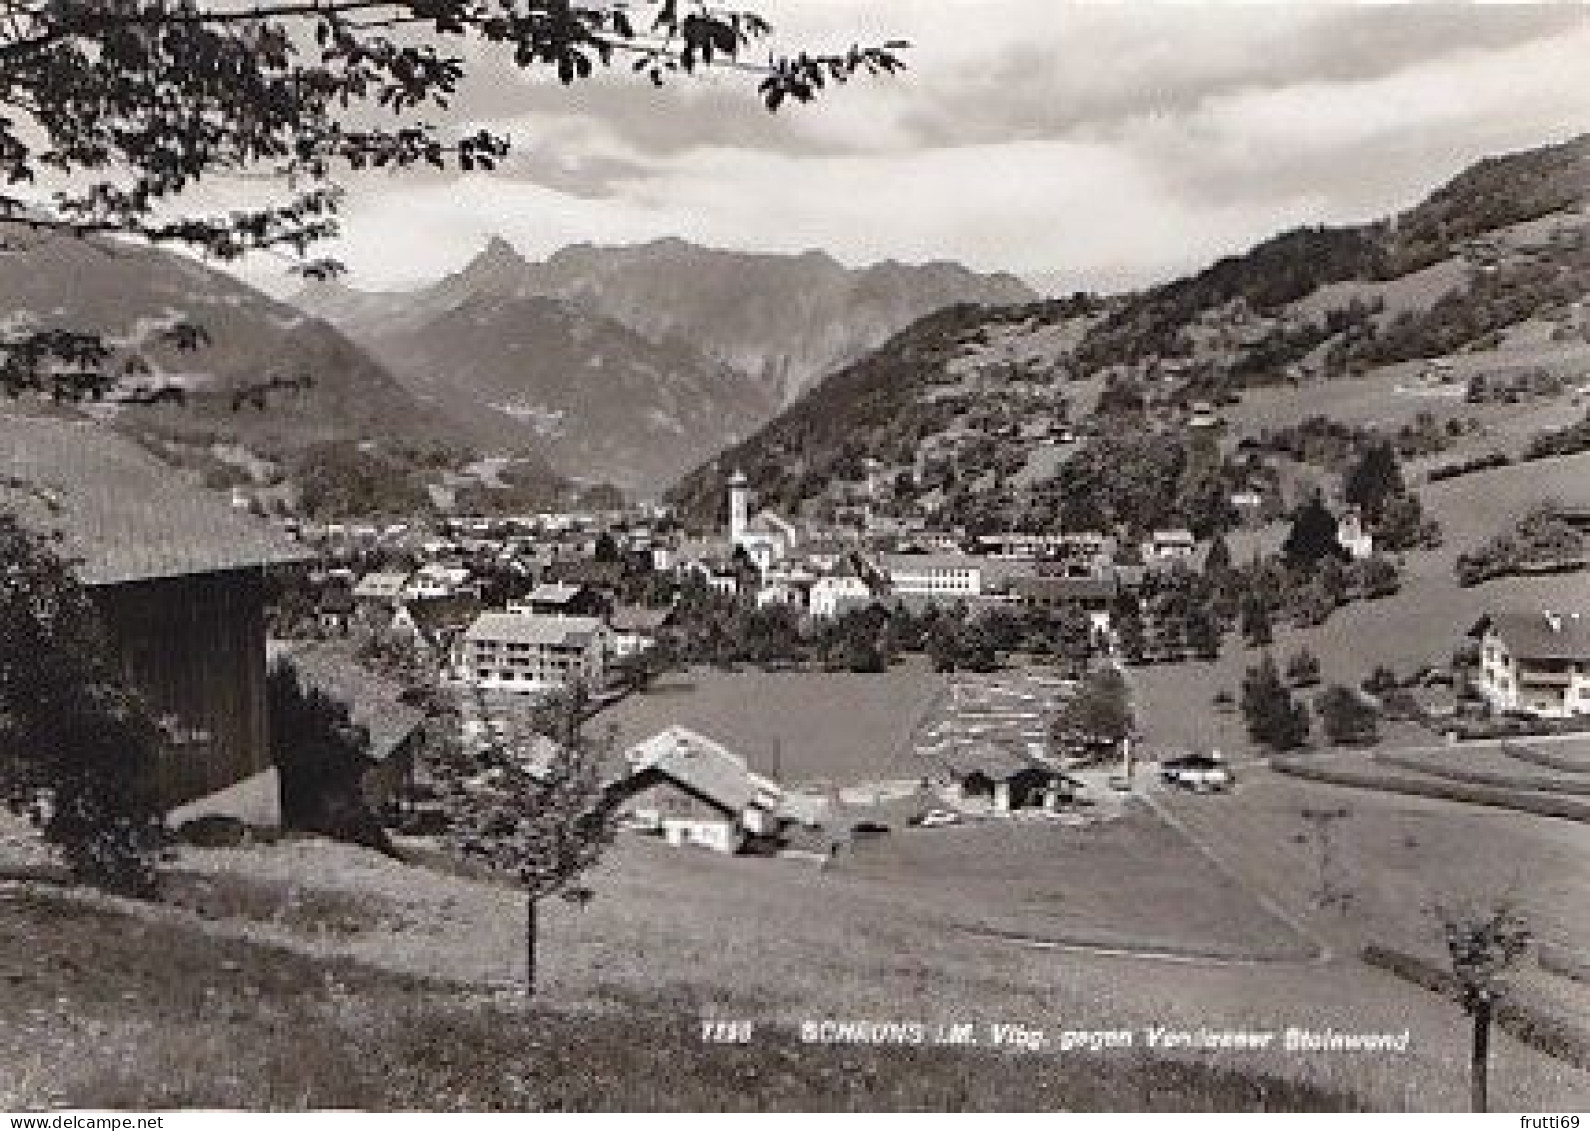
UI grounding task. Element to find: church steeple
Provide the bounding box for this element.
[728,469,749,549]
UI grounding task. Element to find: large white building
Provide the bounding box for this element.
[1474,610,1590,718]
[876,553,985,599]
[458,612,610,695]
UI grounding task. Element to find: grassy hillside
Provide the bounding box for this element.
[0,889,1358,1111]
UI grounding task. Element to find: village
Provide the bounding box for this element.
[2,4,1590,1114]
[5,268,1590,1111]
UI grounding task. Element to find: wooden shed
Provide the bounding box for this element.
[1,410,311,827]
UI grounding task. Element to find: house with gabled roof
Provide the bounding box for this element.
[390,592,482,662]
[614,725,784,853]
[1,409,311,827]
[1471,610,1590,718]
[352,570,411,609]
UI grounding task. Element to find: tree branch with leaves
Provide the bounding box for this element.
[0,0,906,397]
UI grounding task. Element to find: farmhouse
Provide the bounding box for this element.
[1337,507,1374,561]
[1,410,311,827]
[608,604,674,658]
[390,593,482,661]
[278,643,425,813]
[616,726,784,853]
[1471,610,1590,718]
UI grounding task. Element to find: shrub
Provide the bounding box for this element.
[0,515,166,895]
[1317,685,1380,747]
[1285,648,1322,688]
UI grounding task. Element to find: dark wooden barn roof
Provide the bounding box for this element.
[0,409,311,585]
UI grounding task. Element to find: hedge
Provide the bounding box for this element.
[1361,944,1590,1070]
[1375,753,1590,797]
[1499,743,1590,776]
[1426,451,1511,483]
[1269,757,1590,824]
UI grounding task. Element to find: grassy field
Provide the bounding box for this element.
[1224,336,1590,463]
[1153,764,1590,1017]
[834,803,1315,961]
[5,799,1590,1110]
[0,889,1366,1112]
[595,663,945,785]
[1421,450,1590,549]
[1378,741,1590,793]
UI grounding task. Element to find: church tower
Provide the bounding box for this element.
[728,469,750,550]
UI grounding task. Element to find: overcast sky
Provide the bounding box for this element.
[229,1,1590,297]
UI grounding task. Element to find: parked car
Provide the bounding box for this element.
[1160,753,1234,793]
[910,808,962,828]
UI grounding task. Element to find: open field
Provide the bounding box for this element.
[595,663,944,785]
[1271,751,1590,826]
[1150,765,1590,1042]
[835,803,1314,961]
[1508,742,1590,775]
[1224,336,1590,465]
[1421,450,1590,550]
[5,779,1590,1111]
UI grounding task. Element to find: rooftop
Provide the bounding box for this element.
[1478,610,1590,661]
[878,552,985,574]
[0,410,311,585]
[279,644,424,763]
[625,725,782,815]
[527,581,587,605]
[464,611,604,648]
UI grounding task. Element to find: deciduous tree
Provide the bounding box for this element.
[1436,901,1532,1113]
[1051,666,1133,757]
[0,513,165,894]
[430,684,618,994]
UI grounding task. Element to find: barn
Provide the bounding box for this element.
[1,410,311,827]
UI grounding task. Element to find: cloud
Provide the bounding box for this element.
[230,2,1590,296]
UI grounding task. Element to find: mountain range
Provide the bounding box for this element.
[296,237,1037,488]
[0,223,485,466]
[667,132,1590,527]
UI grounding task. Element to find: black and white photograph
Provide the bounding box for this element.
[0,0,1588,1116]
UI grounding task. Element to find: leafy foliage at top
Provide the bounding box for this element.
[0,1,905,398]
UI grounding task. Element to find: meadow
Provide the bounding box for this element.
[595,662,945,785]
